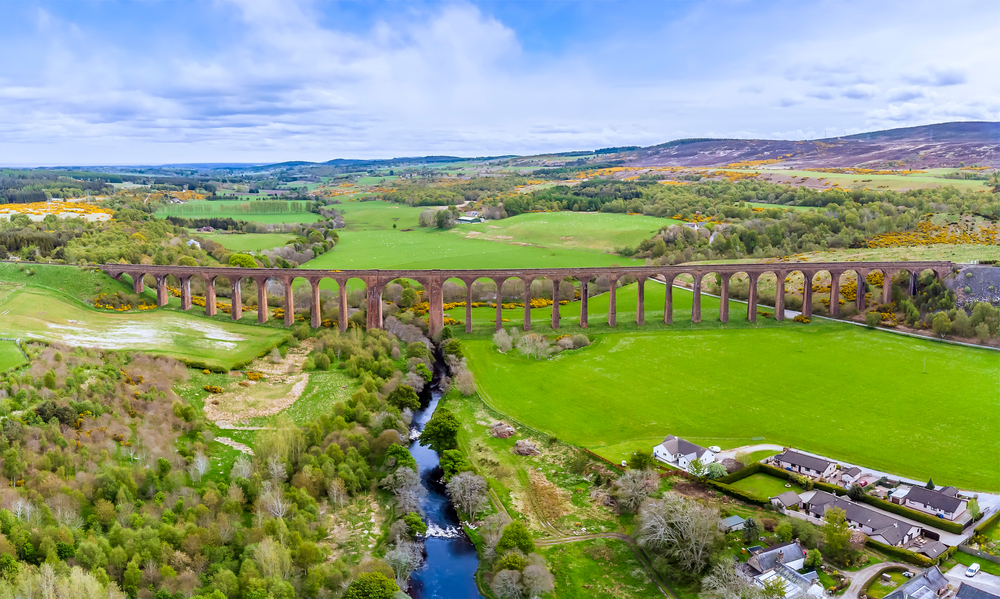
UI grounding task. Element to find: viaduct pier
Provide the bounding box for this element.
[98,261,955,337]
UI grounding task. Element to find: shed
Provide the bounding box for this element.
[721,515,747,532]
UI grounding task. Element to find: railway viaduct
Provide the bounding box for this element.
[98,261,955,338]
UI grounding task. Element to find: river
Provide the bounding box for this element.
[405,359,484,599]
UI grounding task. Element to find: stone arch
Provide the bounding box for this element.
[382,276,430,333]
[782,269,809,316]
[726,270,761,322]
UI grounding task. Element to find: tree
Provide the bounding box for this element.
[491,569,523,599]
[865,311,881,328]
[123,559,142,596]
[969,498,981,521]
[932,312,952,338]
[848,483,865,501]
[628,451,655,470]
[384,540,423,589]
[614,469,658,514]
[821,507,852,562]
[636,493,721,575]
[440,449,473,480]
[804,548,823,569]
[523,554,555,598]
[688,457,707,479]
[387,385,420,411]
[496,521,535,555]
[345,571,399,599]
[229,253,257,268]
[701,560,763,599]
[420,407,459,453]
[925,478,935,489]
[381,467,426,514]
[775,522,793,542]
[743,517,760,544]
[446,472,490,520]
[706,463,728,479]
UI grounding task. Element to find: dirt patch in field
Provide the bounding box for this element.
[671,479,716,500]
[204,340,314,424]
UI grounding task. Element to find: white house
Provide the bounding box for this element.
[653,435,715,471]
[899,485,967,521]
[841,467,863,487]
[774,450,837,479]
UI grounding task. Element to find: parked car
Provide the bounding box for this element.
[966,563,981,577]
[902,571,915,578]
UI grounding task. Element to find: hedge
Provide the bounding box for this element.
[860,566,908,596]
[865,538,933,568]
[975,509,1000,535]
[859,495,964,534]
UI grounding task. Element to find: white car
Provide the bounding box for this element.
[965,563,981,577]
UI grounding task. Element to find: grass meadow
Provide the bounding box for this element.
[199,232,296,253]
[461,289,1000,491]
[155,200,320,223]
[0,285,288,370]
[0,341,26,372]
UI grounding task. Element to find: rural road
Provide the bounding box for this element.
[715,443,784,462]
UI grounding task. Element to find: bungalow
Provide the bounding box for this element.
[770,491,802,511]
[653,435,715,471]
[721,515,746,532]
[957,583,1000,599]
[803,491,920,547]
[841,467,863,487]
[775,450,837,479]
[901,486,967,521]
[884,566,948,599]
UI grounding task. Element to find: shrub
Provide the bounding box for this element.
[865,312,881,328]
[228,253,257,268]
[496,521,535,555]
[864,539,932,567]
[204,385,223,394]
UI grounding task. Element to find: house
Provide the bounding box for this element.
[771,491,802,511]
[802,491,921,547]
[883,566,948,599]
[186,239,201,249]
[902,485,967,521]
[842,467,863,487]
[774,450,837,479]
[957,583,1000,599]
[653,435,715,471]
[747,542,806,573]
[456,216,482,224]
[739,543,822,599]
[721,515,746,532]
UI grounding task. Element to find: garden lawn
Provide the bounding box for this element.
[729,474,803,500]
[864,569,909,599]
[0,341,26,372]
[463,293,1000,491]
[0,287,288,370]
[199,232,296,253]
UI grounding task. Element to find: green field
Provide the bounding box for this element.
[0,341,26,372]
[458,212,678,253]
[729,473,803,500]
[0,286,288,370]
[463,287,1000,491]
[0,263,137,304]
[200,232,296,253]
[155,200,320,223]
[305,202,646,276]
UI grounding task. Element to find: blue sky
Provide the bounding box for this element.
[1,0,998,165]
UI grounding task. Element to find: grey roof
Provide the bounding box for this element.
[917,541,949,560]
[805,492,916,545]
[660,435,709,459]
[754,542,805,572]
[905,485,964,513]
[771,491,802,507]
[722,515,745,527]
[957,583,1000,599]
[940,486,959,497]
[844,467,863,477]
[777,450,833,472]
[884,567,948,599]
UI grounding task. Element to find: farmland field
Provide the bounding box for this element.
[199,232,296,253]
[462,297,1000,491]
[0,341,26,372]
[0,286,288,370]
[155,199,320,223]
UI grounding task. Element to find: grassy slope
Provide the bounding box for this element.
[200,232,297,253]
[0,341,26,372]
[759,169,992,192]
[0,263,137,303]
[457,212,680,253]
[155,200,320,224]
[0,285,287,370]
[463,286,1000,491]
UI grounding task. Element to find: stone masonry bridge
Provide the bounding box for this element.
[99,261,954,338]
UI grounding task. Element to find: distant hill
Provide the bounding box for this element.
[629,121,1000,169]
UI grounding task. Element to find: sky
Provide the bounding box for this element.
[1,0,999,165]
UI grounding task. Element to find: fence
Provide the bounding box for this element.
[958,545,1000,566]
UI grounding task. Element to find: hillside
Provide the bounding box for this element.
[629,121,1000,169]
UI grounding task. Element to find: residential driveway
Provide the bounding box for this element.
[842,562,915,599]
[945,564,1000,596]
[715,443,784,462]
